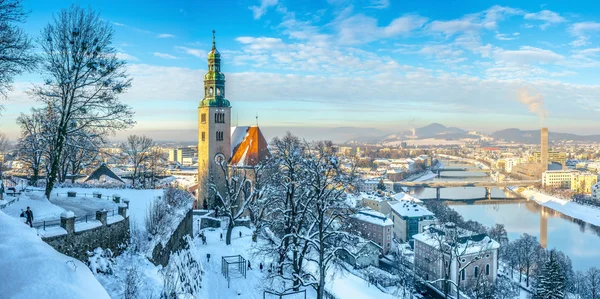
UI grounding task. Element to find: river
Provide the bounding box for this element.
[410,159,600,272]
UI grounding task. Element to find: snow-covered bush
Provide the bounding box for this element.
[87,247,114,274]
[160,236,203,298]
[123,266,143,299]
[145,187,193,237]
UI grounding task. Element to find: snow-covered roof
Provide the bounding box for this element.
[230,126,270,167]
[392,192,423,204]
[0,211,110,299]
[413,224,500,255]
[351,208,393,226]
[360,191,394,202]
[390,201,434,218]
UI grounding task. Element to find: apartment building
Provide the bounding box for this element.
[348,209,394,254]
[390,201,436,243]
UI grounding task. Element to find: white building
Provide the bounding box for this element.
[413,223,500,297]
[360,178,394,193]
[542,169,578,189]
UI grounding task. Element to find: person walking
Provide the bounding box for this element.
[24,207,34,228]
[220,232,223,241]
[259,262,263,272]
[239,231,242,238]
[247,260,252,270]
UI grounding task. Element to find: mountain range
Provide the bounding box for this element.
[348,123,600,144]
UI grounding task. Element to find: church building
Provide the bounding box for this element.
[196,31,270,209]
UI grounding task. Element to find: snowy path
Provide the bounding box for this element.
[195,226,275,299]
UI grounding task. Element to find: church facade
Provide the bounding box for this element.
[197,31,269,209]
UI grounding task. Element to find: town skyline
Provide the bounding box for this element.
[2,0,600,142]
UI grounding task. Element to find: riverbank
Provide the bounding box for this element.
[520,189,600,227]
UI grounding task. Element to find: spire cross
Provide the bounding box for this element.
[212,30,216,49]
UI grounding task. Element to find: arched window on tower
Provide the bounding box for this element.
[216,87,221,96]
[209,87,214,96]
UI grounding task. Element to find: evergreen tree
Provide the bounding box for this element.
[534,250,566,299]
[377,178,386,191]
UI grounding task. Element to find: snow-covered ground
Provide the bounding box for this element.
[0,211,110,299]
[1,191,66,221]
[521,189,600,227]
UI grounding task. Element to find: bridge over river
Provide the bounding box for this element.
[394,180,540,200]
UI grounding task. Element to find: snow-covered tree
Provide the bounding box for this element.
[578,267,600,299]
[212,159,264,245]
[120,135,153,188]
[293,140,356,299]
[161,236,203,299]
[255,134,357,299]
[534,250,566,299]
[515,233,543,287]
[33,5,134,198]
[0,0,36,99]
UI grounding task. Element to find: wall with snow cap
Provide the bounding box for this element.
[43,214,130,263]
[150,208,193,267]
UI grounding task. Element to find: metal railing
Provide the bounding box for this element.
[31,208,121,230]
[54,192,121,202]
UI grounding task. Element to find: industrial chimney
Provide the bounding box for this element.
[541,127,548,172]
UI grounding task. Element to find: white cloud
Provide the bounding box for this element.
[116,52,139,61]
[495,32,519,40]
[153,52,178,59]
[249,0,278,20]
[524,10,566,29]
[334,14,427,44]
[570,22,600,47]
[365,0,389,9]
[494,46,564,65]
[175,46,206,58]
[157,33,175,38]
[427,5,523,36]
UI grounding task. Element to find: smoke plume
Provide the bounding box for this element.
[516,88,548,122]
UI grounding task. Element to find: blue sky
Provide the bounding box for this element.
[3,0,600,141]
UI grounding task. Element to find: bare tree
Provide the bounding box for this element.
[213,161,262,245]
[16,107,54,186]
[120,135,153,188]
[515,233,543,287]
[33,5,134,198]
[0,0,36,99]
[580,268,600,299]
[144,147,166,189]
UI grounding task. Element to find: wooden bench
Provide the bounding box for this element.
[6,187,21,197]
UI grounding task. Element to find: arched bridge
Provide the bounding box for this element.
[395,180,540,200]
[395,180,539,188]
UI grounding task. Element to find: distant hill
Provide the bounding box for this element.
[414,123,467,137]
[491,128,600,143]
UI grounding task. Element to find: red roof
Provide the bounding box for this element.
[230,126,270,166]
[482,147,501,151]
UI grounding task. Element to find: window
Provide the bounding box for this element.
[474,266,479,278]
[461,270,465,281]
[201,132,205,141]
[486,264,490,275]
[216,131,224,141]
[201,113,206,124]
[209,87,214,96]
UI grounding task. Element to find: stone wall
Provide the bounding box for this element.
[43,216,129,262]
[150,208,193,267]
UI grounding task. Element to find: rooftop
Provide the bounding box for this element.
[351,208,393,226]
[390,201,434,218]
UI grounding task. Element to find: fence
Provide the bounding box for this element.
[54,192,122,202]
[32,208,120,230]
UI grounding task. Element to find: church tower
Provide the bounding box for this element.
[198,30,231,208]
